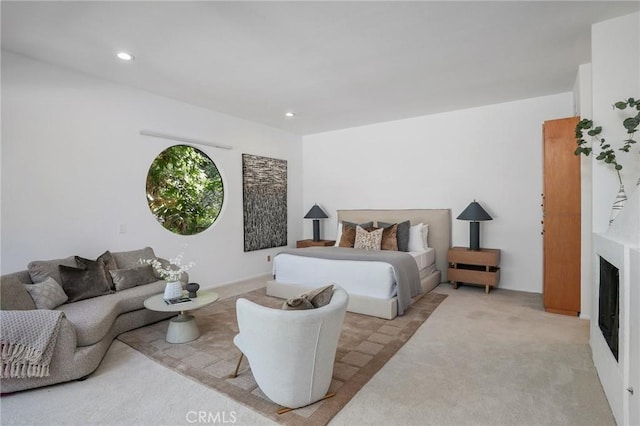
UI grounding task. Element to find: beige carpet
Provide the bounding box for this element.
[0,281,615,426]
[117,288,447,426]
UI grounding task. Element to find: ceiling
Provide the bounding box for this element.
[2,1,639,135]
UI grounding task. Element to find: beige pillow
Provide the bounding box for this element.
[302,284,334,308]
[24,277,68,309]
[282,284,334,310]
[354,226,383,250]
[282,297,315,310]
[338,221,374,248]
[109,264,158,291]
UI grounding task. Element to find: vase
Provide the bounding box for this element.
[186,282,200,298]
[163,281,183,300]
[609,184,627,225]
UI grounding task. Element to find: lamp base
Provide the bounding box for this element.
[469,221,480,251]
[312,220,321,242]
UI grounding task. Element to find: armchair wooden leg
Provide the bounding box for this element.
[277,393,336,415]
[230,353,244,378]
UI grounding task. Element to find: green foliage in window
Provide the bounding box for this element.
[146,145,223,235]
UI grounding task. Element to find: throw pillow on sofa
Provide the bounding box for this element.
[27,256,77,285]
[23,277,68,309]
[59,257,113,303]
[97,250,118,290]
[109,264,157,291]
[112,247,157,270]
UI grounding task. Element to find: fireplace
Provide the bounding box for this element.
[598,256,619,361]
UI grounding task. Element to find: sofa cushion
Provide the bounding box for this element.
[28,256,77,285]
[109,265,157,291]
[75,256,114,293]
[112,247,156,270]
[56,280,166,347]
[24,277,68,309]
[1,271,37,311]
[59,258,113,303]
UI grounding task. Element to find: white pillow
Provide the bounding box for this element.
[334,222,343,246]
[408,223,426,252]
[422,223,429,248]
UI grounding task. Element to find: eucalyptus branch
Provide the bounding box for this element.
[613,98,640,154]
[575,119,623,184]
[574,97,640,186]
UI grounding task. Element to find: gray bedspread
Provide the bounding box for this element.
[275,247,422,315]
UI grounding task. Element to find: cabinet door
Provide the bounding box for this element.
[543,117,581,316]
[543,213,581,314]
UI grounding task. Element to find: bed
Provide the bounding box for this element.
[267,209,451,319]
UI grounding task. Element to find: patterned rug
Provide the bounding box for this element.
[118,288,447,425]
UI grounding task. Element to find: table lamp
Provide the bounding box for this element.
[457,200,492,251]
[304,204,328,241]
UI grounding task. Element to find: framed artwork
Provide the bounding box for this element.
[242,154,287,251]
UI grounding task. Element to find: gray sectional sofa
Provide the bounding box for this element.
[0,247,185,393]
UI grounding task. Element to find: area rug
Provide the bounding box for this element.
[118,288,447,425]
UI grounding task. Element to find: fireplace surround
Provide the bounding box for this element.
[591,188,639,425]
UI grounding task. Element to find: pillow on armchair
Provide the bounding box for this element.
[282,284,334,310]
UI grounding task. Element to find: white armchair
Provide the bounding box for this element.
[232,286,349,410]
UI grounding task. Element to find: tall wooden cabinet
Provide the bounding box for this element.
[542,117,581,316]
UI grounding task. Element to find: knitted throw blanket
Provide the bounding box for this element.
[1,310,64,378]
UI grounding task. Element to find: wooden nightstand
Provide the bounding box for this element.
[448,247,501,294]
[296,239,336,248]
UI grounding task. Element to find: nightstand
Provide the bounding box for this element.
[296,239,336,248]
[447,247,501,294]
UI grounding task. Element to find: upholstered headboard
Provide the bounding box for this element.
[337,209,452,281]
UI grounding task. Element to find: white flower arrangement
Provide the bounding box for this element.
[141,253,195,282]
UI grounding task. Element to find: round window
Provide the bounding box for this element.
[146,145,224,235]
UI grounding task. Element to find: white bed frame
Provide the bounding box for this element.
[267,208,452,319]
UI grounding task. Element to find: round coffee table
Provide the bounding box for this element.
[144,289,219,343]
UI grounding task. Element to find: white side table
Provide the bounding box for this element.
[143,289,219,343]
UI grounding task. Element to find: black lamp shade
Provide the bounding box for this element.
[304,204,328,219]
[457,201,492,222]
[457,201,492,251]
[304,204,328,241]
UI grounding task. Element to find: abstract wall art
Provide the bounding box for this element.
[242,154,287,251]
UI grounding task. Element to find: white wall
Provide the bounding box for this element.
[589,12,640,425]
[302,93,573,293]
[1,51,303,286]
[575,63,594,319]
[591,12,640,233]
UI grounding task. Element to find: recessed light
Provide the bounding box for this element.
[285,112,296,118]
[117,52,134,61]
